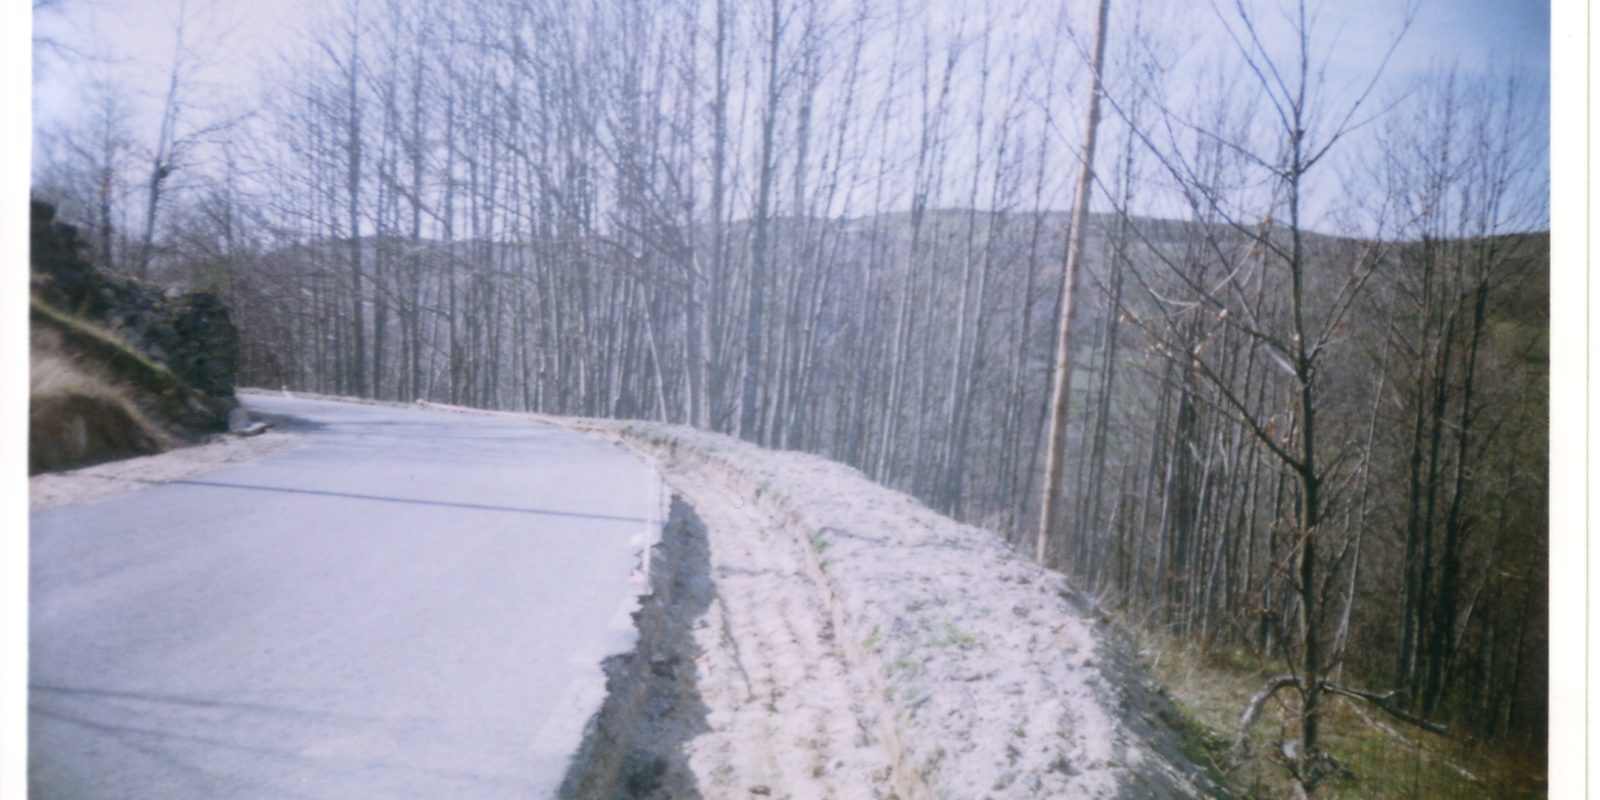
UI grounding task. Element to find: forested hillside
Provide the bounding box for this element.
[33,0,1548,791]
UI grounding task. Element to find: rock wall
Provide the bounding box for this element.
[30,199,239,408]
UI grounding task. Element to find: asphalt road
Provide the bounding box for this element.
[29,394,663,799]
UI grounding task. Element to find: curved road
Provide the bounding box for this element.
[29,394,663,799]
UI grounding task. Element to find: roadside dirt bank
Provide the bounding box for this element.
[27,389,368,510]
[28,422,299,511]
[557,418,1232,799]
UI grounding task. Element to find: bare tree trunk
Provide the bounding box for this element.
[740,0,783,441]
[1036,0,1110,566]
[344,12,367,397]
[136,0,193,280]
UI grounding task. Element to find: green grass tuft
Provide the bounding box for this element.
[925,623,983,651]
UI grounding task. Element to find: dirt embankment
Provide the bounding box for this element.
[562,419,1232,799]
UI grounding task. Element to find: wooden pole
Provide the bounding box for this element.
[1036,0,1111,567]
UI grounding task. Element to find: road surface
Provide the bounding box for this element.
[29,394,663,799]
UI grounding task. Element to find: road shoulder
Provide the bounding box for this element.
[29,426,300,511]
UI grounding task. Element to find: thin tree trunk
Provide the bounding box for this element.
[1036,0,1110,566]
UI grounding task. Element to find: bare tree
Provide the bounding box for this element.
[1103,1,1421,788]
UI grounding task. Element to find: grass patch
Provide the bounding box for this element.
[888,655,921,677]
[1132,629,1545,799]
[32,297,181,389]
[925,623,983,651]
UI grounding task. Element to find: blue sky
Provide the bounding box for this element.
[31,0,1550,132]
[28,0,1552,234]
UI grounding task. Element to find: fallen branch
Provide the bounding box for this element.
[1321,682,1449,736]
[1236,674,1300,734]
[1231,674,1300,761]
[1340,697,1478,784]
[1233,674,1450,757]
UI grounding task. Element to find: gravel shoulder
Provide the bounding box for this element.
[562,418,1232,799]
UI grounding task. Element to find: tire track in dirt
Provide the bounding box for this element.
[665,458,899,799]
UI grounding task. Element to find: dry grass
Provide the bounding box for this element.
[34,337,119,404]
[30,329,171,474]
[1129,628,1545,799]
[31,297,183,392]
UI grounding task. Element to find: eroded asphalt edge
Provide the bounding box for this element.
[399,400,673,797]
[411,401,909,798]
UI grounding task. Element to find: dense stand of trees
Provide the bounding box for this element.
[34,0,1547,786]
